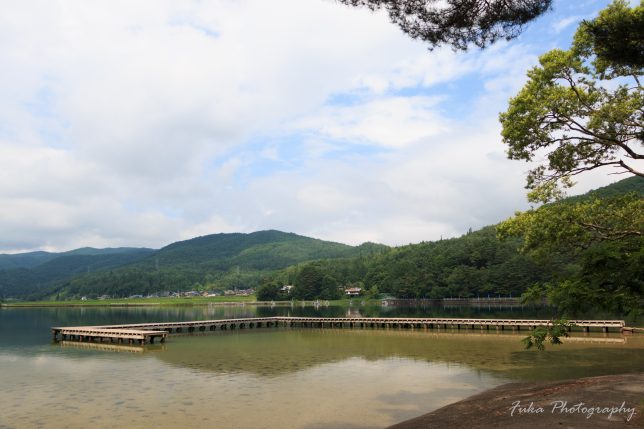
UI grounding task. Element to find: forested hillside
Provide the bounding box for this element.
[259,226,562,300]
[0,231,387,300]
[2,177,640,304]
[0,248,155,300]
[258,176,643,306]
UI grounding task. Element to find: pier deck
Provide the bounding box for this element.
[51,317,626,345]
[51,326,167,344]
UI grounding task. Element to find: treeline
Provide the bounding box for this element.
[56,266,267,299]
[0,230,388,300]
[258,177,643,321]
[257,226,566,301]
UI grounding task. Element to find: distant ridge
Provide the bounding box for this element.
[0,230,387,300]
[0,176,639,301]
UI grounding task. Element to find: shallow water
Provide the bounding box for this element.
[1,306,642,429]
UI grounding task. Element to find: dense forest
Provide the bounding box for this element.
[0,230,387,300]
[258,176,643,312]
[1,177,641,310]
[257,225,559,301]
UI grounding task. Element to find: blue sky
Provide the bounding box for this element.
[0,0,631,252]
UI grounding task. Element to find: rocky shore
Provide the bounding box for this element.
[387,373,644,429]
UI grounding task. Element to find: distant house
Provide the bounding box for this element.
[345,287,362,297]
[281,285,294,294]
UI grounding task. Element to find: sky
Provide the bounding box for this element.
[0,0,631,253]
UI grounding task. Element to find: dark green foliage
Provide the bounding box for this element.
[563,175,643,203]
[522,319,571,350]
[542,241,643,317]
[339,0,552,50]
[2,179,639,306]
[576,0,644,72]
[255,282,284,301]
[0,231,386,300]
[269,177,641,311]
[293,264,341,300]
[0,249,154,299]
[284,226,551,300]
[499,177,643,318]
[500,0,643,197]
[147,230,376,271]
[0,251,57,270]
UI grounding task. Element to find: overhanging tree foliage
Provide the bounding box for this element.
[338,0,552,50]
[500,0,643,198]
[498,2,643,330]
[579,0,644,71]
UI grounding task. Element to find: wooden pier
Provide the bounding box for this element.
[51,317,627,345]
[51,326,167,345]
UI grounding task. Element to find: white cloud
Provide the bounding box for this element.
[0,0,622,252]
[295,96,449,148]
[552,15,584,33]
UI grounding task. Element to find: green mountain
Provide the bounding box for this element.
[0,248,155,299]
[151,230,370,269]
[262,225,550,301]
[0,231,388,300]
[2,176,639,302]
[259,176,643,302]
[0,251,58,270]
[563,175,643,203]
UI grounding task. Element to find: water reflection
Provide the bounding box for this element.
[154,329,644,382]
[1,306,643,429]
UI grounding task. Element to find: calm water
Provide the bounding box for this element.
[1,305,642,429]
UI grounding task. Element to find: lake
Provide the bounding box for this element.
[1,305,642,429]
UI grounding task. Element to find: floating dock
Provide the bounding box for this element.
[51,326,167,344]
[51,316,626,344]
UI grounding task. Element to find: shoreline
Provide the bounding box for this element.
[387,373,644,429]
[0,300,315,308]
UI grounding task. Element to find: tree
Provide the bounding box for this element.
[256,281,282,301]
[577,0,644,71]
[498,193,643,257]
[498,192,643,315]
[500,0,643,200]
[338,0,552,50]
[498,2,643,347]
[293,264,341,300]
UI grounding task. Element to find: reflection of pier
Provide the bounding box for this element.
[381,298,538,308]
[51,317,627,344]
[291,328,630,344]
[58,340,166,353]
[278,317,625,333]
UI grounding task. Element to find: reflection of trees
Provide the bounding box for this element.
[154,329,644,381]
